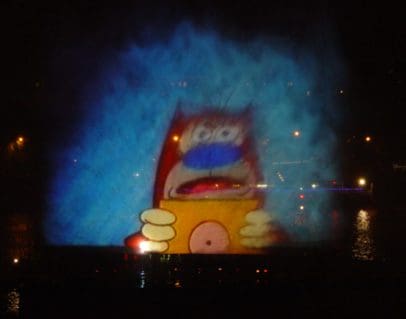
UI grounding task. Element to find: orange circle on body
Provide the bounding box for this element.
[189,221,230,253]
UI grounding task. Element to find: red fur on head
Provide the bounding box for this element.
[153,106,264,205]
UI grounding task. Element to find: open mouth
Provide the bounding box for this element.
[176,176,244,195]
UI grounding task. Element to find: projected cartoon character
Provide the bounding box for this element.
[124,107,288,254]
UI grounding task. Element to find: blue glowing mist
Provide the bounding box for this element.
[46,22,342,245]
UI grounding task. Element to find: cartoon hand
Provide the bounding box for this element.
[139,209,176,253]
[239,209,276,248]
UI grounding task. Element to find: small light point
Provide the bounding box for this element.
[358,177,367,187]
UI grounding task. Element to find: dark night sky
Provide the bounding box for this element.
[1,0,404,219]
[2,0,404,144]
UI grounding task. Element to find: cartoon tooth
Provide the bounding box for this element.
[124,107,289,254]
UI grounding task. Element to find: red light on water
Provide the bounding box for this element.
[299,194,305,199]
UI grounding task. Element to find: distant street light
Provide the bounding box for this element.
[357,177,367,187]
[8,135,26,152]
[16,136,25,147]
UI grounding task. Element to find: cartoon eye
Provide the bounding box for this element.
[214,126,241,143]
[192,125,212,143]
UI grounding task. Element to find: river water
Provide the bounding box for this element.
[1,202,405,317]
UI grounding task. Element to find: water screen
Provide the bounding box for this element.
[46,22,343,253]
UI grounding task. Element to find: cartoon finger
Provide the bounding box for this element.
[141,224,176,241]
[240,237,273,248]
[245,209,272,225]
[140,209,176,225]
[239,224,272,237]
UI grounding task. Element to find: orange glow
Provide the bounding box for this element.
[160,199,261,254]
[358,177,367,187]
[172,135,179,142]
[16,136,25,148]
[365,136,371,142]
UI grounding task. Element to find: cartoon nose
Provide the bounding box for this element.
[183,143,243,170]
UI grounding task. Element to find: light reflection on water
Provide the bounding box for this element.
[139,269,146,288]
[6,288,20,316]
[352,209,376,261]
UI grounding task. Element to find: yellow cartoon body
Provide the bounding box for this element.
[125,108,288,254]
[161,199,260,254]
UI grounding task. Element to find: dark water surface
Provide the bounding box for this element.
[1,200,406,317]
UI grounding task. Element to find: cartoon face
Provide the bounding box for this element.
[160,109,261,200]
[124,107,281,254]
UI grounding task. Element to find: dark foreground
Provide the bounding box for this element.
[1,244,406,318]
[2,193,406,317]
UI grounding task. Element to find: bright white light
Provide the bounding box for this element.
[256,184,268,188]
[358,178,366,187]
[13,258,19,264]
[139,241,149,254]
[311,183,317,189]
[293,130,300,137]
[299,205,304,210]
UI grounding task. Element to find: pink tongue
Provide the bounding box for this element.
[177,177,241,194]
